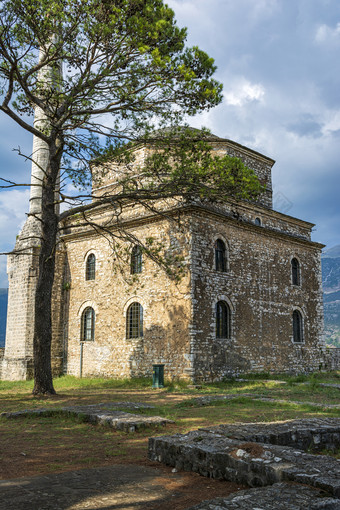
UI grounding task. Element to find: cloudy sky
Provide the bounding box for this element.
[0,0,339,287]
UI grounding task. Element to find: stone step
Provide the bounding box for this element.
[202,417,340,452]
[1,402,172,433]
[148,425,340,496]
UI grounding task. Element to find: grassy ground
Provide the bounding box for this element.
[0,372,339,479]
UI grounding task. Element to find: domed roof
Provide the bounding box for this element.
[144,126,221,141]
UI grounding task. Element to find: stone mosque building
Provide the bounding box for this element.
[0,130,329,382]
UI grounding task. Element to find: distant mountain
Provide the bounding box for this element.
[322,245,340,259]
[0,288,8,348]
[324,290,340,303]
[322,246,340,348]
[321,257,340,293]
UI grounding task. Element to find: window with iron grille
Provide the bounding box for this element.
[81,307,95,341]
[86,253,96,280]
[126,302,143,338]
[216,301,231,339]
[215,239,227,272]
[291,258,300,286]
[293,310,303,343]
[131,246,142,274]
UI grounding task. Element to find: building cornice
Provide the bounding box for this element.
[60,201,324,250]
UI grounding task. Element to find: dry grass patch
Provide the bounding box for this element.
[0,372,340,481]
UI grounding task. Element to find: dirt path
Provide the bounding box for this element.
[0,462,245,510]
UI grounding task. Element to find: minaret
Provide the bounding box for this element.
[1,172,43,380]
[2,45,61,380]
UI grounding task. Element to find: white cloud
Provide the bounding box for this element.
[224,79,265,107]
[322,110,340,135]
[315,22,340,44]
[248,0,279,21]
[0,189,30,251]
[0,189,29,225]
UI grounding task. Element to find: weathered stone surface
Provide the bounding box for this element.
[319,382,340,390]
[2,218,40,381]
[187,394,257,406]
[54,194,327,381]
[250,396,340,410]
[148,419,340,496]
[186,483,340,510]
[185,394,340,412]
[189,205,325,380]
[203,417,340,452]
[321,348,340,372]
[1,402,172,433]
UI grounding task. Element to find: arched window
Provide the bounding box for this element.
[85,254,96,280]
[216,301,231,339]
[126,302,143,338]
[131,246,142,274]
[293,310,303,343]
[215,239,227,272]
[81,307,95,341]
[291,258,300,286]
[255,217,262,226]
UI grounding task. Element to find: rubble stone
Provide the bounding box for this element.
[1,402,171,433]
[186,483,340,510]
[148,419,340,496]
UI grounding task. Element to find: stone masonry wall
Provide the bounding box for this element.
[190,209,324,380]
[60,217,193,380]
[1,217,42,380]
[148,419,340,501]
[53,128,327,382]
[194,201,312,242]
[92,137,274,209]
[321,346,340,371]
[208,140,274,209]
[57,201,325,382]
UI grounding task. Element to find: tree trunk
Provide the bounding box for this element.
[32,146,60,395]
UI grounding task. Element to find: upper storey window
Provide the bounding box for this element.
[215,239,227,272]
[131,246,142,274]
[86,254,96,280]
[291,258,300,286]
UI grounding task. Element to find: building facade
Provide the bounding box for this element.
[1,133,327,381]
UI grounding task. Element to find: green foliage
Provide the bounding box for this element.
[0,378,34,391]
[240,372,271,380]
[318,448,340,459]
[139,127,265,202]
[285,374,308,385]
[0,0,223,183]
[0,0,260,208]
[164,378,192,392]
[52,375,153,390]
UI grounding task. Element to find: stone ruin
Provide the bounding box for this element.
[148,418,340,509]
